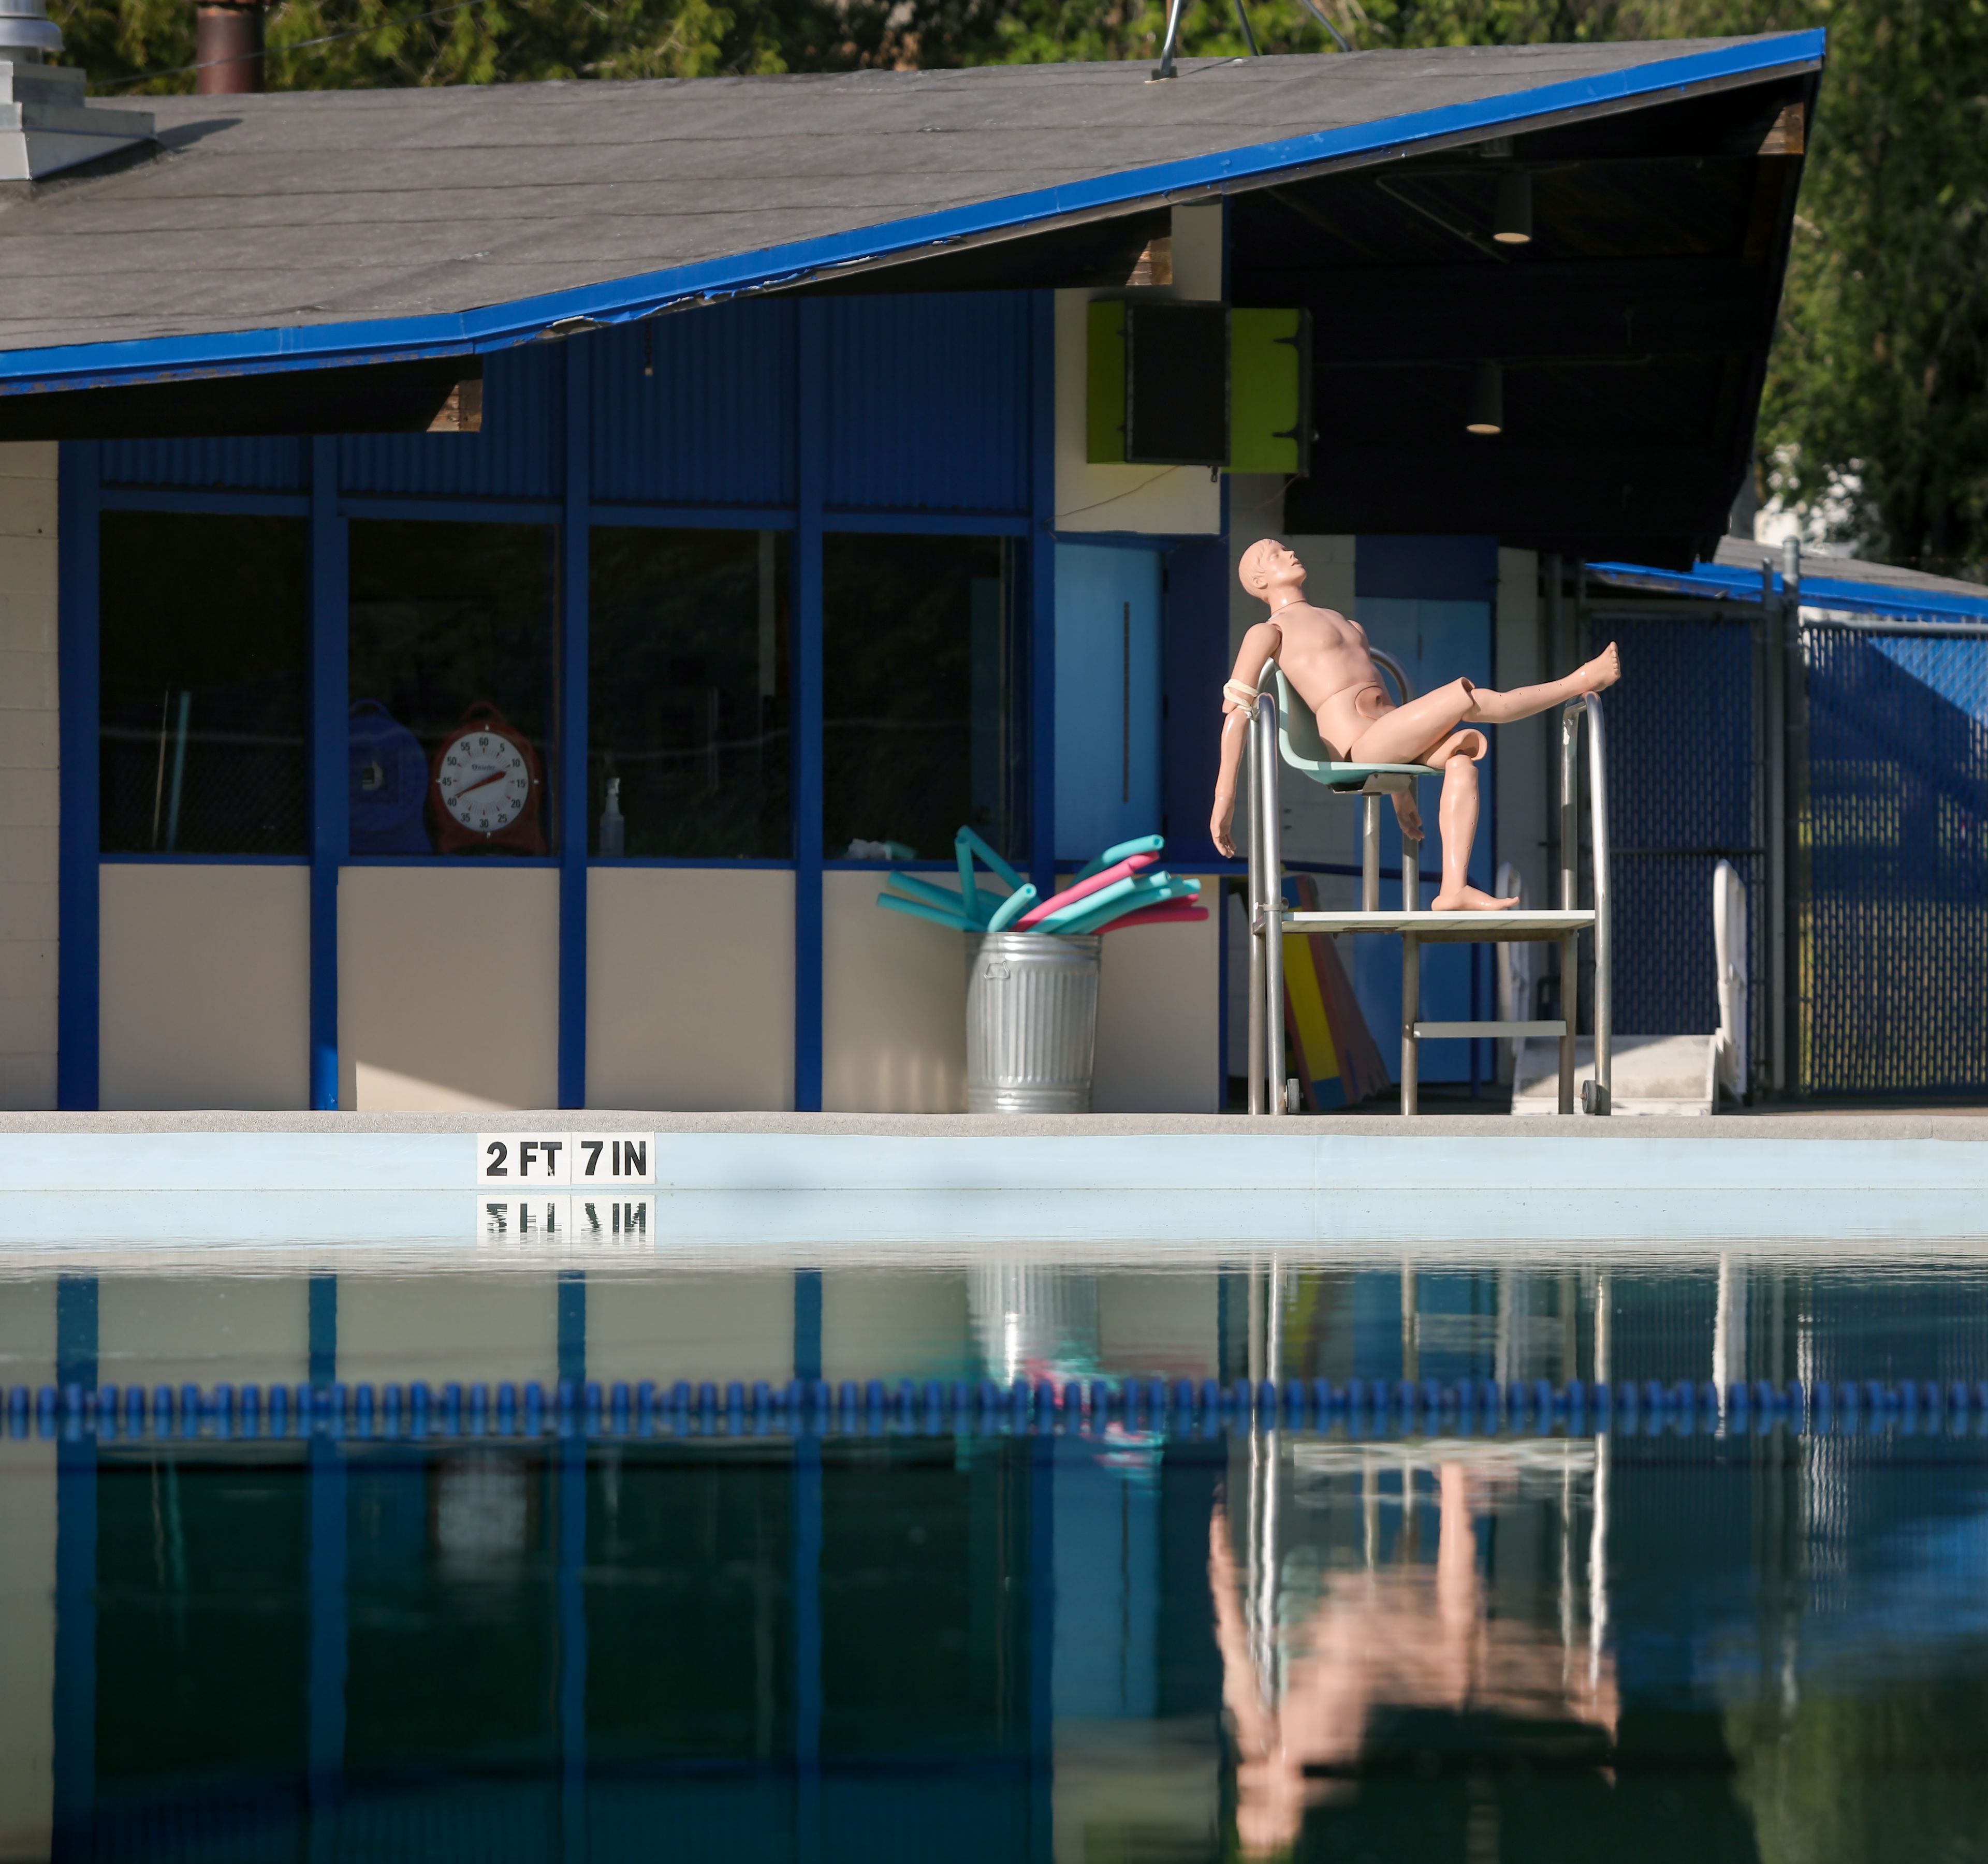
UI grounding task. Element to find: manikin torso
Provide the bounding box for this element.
[1256,597,1398,759]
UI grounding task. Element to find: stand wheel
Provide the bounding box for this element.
[1581,1079,1612,1116]
[1284,1077,1302,1114]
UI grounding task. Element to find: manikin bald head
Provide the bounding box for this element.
[1237,537,1305,606]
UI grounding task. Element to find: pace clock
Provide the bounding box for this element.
[432,704,547,854]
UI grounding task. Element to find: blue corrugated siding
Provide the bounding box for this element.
[98,436,306,490]
[338,344,562,501]
[591,300,796,507]
[825,294,1030,514]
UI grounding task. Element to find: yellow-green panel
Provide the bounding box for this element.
[1086,299,1128,465]
[1229,307,1311,475]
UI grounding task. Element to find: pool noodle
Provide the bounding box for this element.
[1097,903,1210,933]
[875,891,972,932]
[955,836,977,924]
[1016,852,1159,927]
[1035,872,1153,931]
[1057,876,1200,930]
[985,884,1037,932]
[1045,875,1196,933]
[885,871,979,919]
[955,827,1024,894]
[1075,833,1165,882]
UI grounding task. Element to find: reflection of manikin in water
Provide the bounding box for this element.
[1208,1464,1619,1857]
[1210,539,1622,910]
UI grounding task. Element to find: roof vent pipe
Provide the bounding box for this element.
[0,0,155,182]
[195,0,265,94]
[0,0,63,61]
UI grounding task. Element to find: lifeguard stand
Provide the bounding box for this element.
[1244,664,1612,1116]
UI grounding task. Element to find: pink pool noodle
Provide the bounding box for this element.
[1017,852,1160,927]
[1096,903,1210,934]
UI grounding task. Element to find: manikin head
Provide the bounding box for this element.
[1237,538,1306,610]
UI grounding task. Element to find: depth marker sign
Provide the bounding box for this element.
[477,1133,655,1186]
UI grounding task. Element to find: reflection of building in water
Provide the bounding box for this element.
[1214,1439,1618,1858]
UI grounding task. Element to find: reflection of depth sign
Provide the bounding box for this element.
[480,1195,655,1249]
[477,1132,656,1186]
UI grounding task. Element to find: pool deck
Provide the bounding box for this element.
[0,1110,1981,1256]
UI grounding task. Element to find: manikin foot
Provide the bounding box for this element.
[1430,884,1521,912]
[1575,642,1622,693]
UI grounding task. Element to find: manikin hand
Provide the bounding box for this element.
[1211,796,1238,859]
[1392,788,1424,841]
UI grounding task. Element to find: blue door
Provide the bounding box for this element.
[1055,545,1164,863]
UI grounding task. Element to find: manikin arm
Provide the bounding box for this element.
[1210,620,1282,858]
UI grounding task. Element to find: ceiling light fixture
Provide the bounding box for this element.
[1467,361,1504,436]
[1492,170,1533,245]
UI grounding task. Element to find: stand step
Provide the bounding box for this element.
[1413,1020,1566,1039]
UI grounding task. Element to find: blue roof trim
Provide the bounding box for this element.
[1589,556,1988,626]
[1,31,1822,396]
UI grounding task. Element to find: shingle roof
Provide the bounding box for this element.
[0,33,1821,390]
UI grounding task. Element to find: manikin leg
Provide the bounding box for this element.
[1430,754,1505,913]
[1347,644,1621,769]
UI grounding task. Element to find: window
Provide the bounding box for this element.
[822,535,1016,862]
[99,512,308,856]
[348,522,557,858]
[588,529,790,858]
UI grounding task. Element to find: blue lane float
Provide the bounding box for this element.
[8,1376,1988,1443]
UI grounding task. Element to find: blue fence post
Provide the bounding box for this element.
[308,435,348,1109]
[56,443,100,1110]
[556,1269,588,1859]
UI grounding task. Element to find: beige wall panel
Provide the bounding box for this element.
[822,869,967,1114]
[97,1276,307,1389]
[1097,1273,1219,1381]
[340,866,558,1111]
[0,1442,54,1862]
[822,1271,969,1384]
[588,1274,795,1386]
[99,864,310,1110]
[0,444,58,1112]
[1092,878,1220,1113]
[338,1274,557,1385]
[588,868,794,1111]
[0,1280,54,1389]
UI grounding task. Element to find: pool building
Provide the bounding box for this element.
[7,26,1940,1118]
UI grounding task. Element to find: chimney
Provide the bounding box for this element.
[195,1,263,95]
[1,0,155,182]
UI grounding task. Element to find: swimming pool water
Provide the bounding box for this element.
[3,1251,1985,1862]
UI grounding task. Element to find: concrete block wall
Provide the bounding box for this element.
[0,444,58,1111]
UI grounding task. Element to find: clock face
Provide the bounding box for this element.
[436,730,534,834]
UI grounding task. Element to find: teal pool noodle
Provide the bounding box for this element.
[1037,873,1140,930]
[1075,833,1165,882]
[955,838,977,923]
[887,871,984,923]
[876,892,970,933]
[985,884,1037,932]
[956,826,1024,893]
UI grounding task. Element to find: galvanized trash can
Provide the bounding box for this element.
[966,931,1102,1114]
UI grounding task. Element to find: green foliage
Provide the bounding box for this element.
[46,0,1988,575]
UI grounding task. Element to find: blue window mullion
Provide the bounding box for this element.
[1028,292,1057,898]
[308,436,348,1110]
[56,443,100,1111]
[794,303,827,1112]
[559,341,592,1110]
